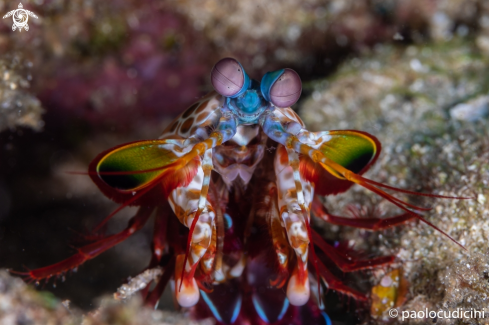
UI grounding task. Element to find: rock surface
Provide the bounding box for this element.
[301,38,489,323]
[0,270,213,325]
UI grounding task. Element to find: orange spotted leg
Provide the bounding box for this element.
[175,148,217,307]
[273,146,313,306]
[12,206,154,283]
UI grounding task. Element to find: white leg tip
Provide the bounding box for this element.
[286,272,310,306]
[176,278,200,308]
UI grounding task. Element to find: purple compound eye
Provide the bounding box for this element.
[261,68,302,108]
[211,58,250,98]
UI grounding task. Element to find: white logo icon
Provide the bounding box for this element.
[3,3,38,32]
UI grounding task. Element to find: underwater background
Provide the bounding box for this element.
[1,0,489,324]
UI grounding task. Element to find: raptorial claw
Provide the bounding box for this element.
[183,209,216,275]
[175,209,215,308]
[175,254,200,308]
[285,220,310,306]
[273,145,313,306]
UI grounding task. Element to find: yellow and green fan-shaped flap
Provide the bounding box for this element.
[300,130,381,195]
[95,140,182,192]
[318,130,380,178]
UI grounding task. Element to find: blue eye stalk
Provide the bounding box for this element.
[260,69,285,103]
[261,68,302,108]
[211,58,302,124]
[226,80,270,124]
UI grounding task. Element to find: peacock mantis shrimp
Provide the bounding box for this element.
[14,58,466,324]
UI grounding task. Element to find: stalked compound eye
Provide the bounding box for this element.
[260,68,302,108]
[211,58,251,98]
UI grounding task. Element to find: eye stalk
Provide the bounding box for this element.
[211,58,251,98]
[260,68,302,108]
[225,81,269,124]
